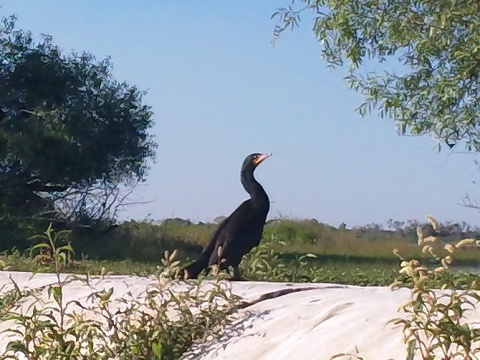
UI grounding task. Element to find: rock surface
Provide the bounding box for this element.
[184,282,412,360]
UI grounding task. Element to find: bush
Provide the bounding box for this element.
[390,218,480,360]
[69,220,203,262]
[0,225,241,360]
[331,216,480,360]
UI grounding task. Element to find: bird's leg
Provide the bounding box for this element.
[230,266,243,281]
[204,266,211,276]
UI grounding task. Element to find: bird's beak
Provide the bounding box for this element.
[253,153,272,166]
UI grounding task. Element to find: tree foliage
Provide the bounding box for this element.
[0,15,156,239]
[273,0,480,151]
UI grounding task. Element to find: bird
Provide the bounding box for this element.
[182,152,272,280]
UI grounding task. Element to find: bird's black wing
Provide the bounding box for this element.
[199,213,233,260]
[181,214,234,279]
[208,199,263,266]
[183,199,266,278]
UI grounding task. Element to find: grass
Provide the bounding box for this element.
[0,216,477,288]
[0,247,399,283]
[0,216,478,289]
[0,240,473,289]
[0,251,160,276]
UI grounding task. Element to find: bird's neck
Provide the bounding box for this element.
[241,170,268,204]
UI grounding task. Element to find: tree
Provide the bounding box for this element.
[0,15,156,242]
[273,0,480,151]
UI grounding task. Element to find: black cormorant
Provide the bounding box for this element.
[182,152,272,280]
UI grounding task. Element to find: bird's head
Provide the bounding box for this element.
[241,153,272,173]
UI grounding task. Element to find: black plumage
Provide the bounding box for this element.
[182,153,272,280]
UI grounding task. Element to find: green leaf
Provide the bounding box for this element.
[152,341,164,358]
[30,243,51,252]
[406,339,417,360]
[48,285,62,304]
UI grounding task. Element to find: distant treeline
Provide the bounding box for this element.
[160,216,480,244]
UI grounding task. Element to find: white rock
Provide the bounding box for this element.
[184,282,412,360]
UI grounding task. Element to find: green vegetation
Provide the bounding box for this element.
[0,225,241,360]
[0,14,156,250]
[328,217,480,360]
[0,217,477,288]
[269,12,480,357]
[273,0,480,152]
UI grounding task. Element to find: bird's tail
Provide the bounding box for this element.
[181,256,209,279]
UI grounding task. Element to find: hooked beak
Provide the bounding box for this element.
[253,152,272,166]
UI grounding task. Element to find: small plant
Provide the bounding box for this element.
[330,216,480,360]
[83,250,241,359]
[0,224,95,359]
[390,216,480,360]
[0,225,242,360]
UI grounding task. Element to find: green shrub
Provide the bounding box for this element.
[70,220,203,262]
[331,216,480,360]
[0,225,241,360]
[390,219,480,360]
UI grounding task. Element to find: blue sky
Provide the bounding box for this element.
[2,1,480,227]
